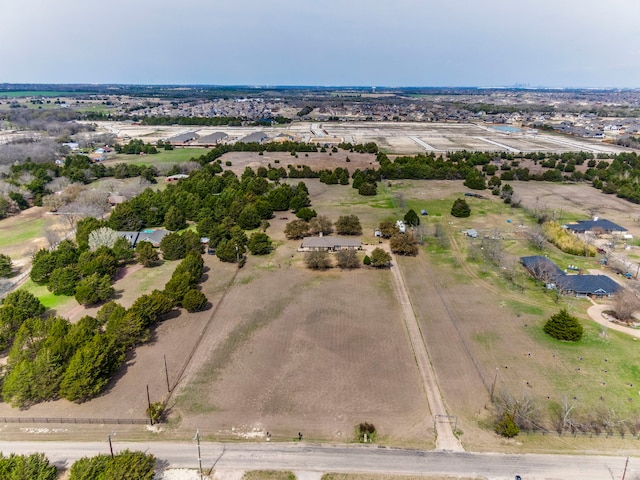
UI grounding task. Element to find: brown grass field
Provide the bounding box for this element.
[3,154,640,455]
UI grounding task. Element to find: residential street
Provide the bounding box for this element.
[0,441,635,480]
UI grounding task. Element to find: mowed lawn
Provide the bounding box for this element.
[0,216,44,250]
[107,148,206,166]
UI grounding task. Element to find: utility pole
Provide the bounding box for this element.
[490,367,499,401]
[621,456,629,480]
[108,432,115,458]
[194,429,203,479]
[164,353,171,393]
[146,384,153,425]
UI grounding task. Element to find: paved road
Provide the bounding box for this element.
[0,441,635,480]
[389,253,463,452]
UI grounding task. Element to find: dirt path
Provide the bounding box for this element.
[389,251,463,452]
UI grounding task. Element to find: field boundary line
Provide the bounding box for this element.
[166,268,239,401]
[389,251,463,452]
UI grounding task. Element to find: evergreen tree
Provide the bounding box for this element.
[543,309,583,341]
[451,198,471,218]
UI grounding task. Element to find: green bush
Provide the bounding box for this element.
[356,422,377,442]
[182,289,208,312]
[495,412,520,438]
[543,308,583,341]
[69,450,155,480]
[0,452,57,480]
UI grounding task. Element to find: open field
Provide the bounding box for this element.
[171,188,431,444]
[2,170,640,453]
[105,148,207,167]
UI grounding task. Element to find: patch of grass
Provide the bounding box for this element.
[243,472,295,480]
[176,295,291,413]
[0,218,44,249]
[130,261,178,294]
[473,331,501,348]
[506,300,544,316]
[238,274,255,285]
[20,279,73,310]
[525,318,640,418]
[109,148,205,166]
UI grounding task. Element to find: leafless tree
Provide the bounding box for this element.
[526,226,547,250]
[495,390,542,432]
[481,236,503,267]
[42,226,60,249]
[554,395,578,433]
[613,289,640,323]
[45,176,72,194]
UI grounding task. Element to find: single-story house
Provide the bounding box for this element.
[197,132,228,145]
[300,236,361,252]
[565,218,627,235]
[520,255,620,298]
[166,131,199,144]
[117,231,140,246]
[165,174,189,183]
[117,229,170,248]
[558,275,621,298]
[238,131,268,144]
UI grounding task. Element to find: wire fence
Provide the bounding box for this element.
[0,417,149,425]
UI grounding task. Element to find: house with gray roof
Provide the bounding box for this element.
[166,131,199,144]
[116,229,170,248]
[520,255,620,298]
[566,218,627,234]
[238,131,268,144]
[300,236,361,252]
[197,132,228,145]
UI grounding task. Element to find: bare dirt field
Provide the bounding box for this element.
[512,181,640,234]
[220,151,377,177]
[97,121,633,156]
[171,189,432,444]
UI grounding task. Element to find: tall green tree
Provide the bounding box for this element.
[75,274,115,306]
[135,241,159,267]
[543,309,583,341]
[247,232,273,255]
[164,206,187,231]
[160,232,186,260]
[451,198,471,218]
[404,209,420,227]
[0,253,13,277]
[335,215,362,235]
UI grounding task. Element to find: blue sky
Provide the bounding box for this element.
[2,0,639,87]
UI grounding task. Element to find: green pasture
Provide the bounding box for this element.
[109,148,206,166]
[526,317,640,418]
[20,279,73,310]
[378,180,640,423]
[0,218,44,249]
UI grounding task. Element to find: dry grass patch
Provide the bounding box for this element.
[242,471,295,480]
